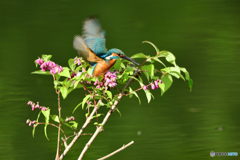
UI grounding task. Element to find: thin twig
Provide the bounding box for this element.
[56,90,61,160]
[97,141,134,160]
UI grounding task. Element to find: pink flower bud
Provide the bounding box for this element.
[143,85,149,90]
[72,117,75,121]
[154,81,159,88]
[33,124,36,128]
[96,85,101,89]
[32,121,36,124]
[26,119,30,124]
[29,122,32,126]
[151,83,156,90]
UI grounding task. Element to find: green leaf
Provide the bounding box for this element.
[112,59,121,70]
[180,68,193,91]
[159,74,173,96]
[60,87,68,99]
[68,59,76,71]
[142,41,160,53]
[144,89,152,103]
[129,87,141,105]
[105,91,112,100]
[94,122,103,126]
[32,111,41,137]
[152,57,166,67]
[42,109,50,140]
[131,53,147,59]
[42,55,52,62]
[50,115,60,123]
[58,67,71,78]
[161,51,176,65]
[63,123,72,129]
[169,66,185,80]
[91,114,104,120]
[69,121,78,129]
[31,70,51,75]
[72,102,82,113]
[141,64,154,77]
[189,78,193,91]
[82,94,91,109]
[116,108,122,117]
[161,67,170,73]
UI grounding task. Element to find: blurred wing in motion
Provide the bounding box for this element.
[73,36,102,64]
[82,17,107,57]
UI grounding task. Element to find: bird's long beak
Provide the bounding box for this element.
[121,55,139,65]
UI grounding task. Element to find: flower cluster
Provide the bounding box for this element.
[36,58,63,75]
[143,79,162,90]
[65,116,75,122]
[94,71,117,89]
[74,56,82,65]
[27,101,48,111]
[26,119,37,128]
[69,71,92,86]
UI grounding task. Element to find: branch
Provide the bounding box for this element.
[97,141,134,160]
[78,67,140,159]
[59,98,103,160]
[56,90,61,160]
[78,94,123,160]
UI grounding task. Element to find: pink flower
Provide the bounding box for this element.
[151,83,156,90]
[36,58,44,65]
[154,81,159,88]
[143,85,149,90]
[74,57,82,65]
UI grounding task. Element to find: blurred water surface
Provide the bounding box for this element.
[0,0,240,159]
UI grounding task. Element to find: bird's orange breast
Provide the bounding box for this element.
[92,53,118,78]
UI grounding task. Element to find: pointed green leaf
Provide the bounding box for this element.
[161,51,176,65]
[141,64,154,77]
[142,41,160,53]
[68,59,76,71]
[42,109,50,140]
[160,74,173,95]
[129,87,141,105]
[152,57,166,67]
[42,55,52,62]
[131,53,148,59]
[69,121,78,129]
[105,91,112,100]
[58,67,71,78]
[60,87,68,99]
[50,115,60,123]
[32,111,41,137]
[82,94,91,109]
[144,89,152,103]
[189,78,193,91]
[180,68,193,91]
[169,66,185,80]
[31,70,51,75]
[72,102,82,113]
[112,59,121,70]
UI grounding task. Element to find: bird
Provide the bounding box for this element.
[73,17,139,78]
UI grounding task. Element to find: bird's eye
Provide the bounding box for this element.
[118,53,121,56]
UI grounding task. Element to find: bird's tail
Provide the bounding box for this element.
[73,36,90,60]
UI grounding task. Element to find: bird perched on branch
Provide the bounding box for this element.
[73,17,139,78]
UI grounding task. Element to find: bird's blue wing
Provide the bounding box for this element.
[82,17,107,56]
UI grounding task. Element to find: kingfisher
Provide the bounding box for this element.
[73,17,139,78]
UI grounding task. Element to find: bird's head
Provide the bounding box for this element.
[107,48,139,65]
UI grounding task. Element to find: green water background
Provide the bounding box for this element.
[0,0,240,159]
